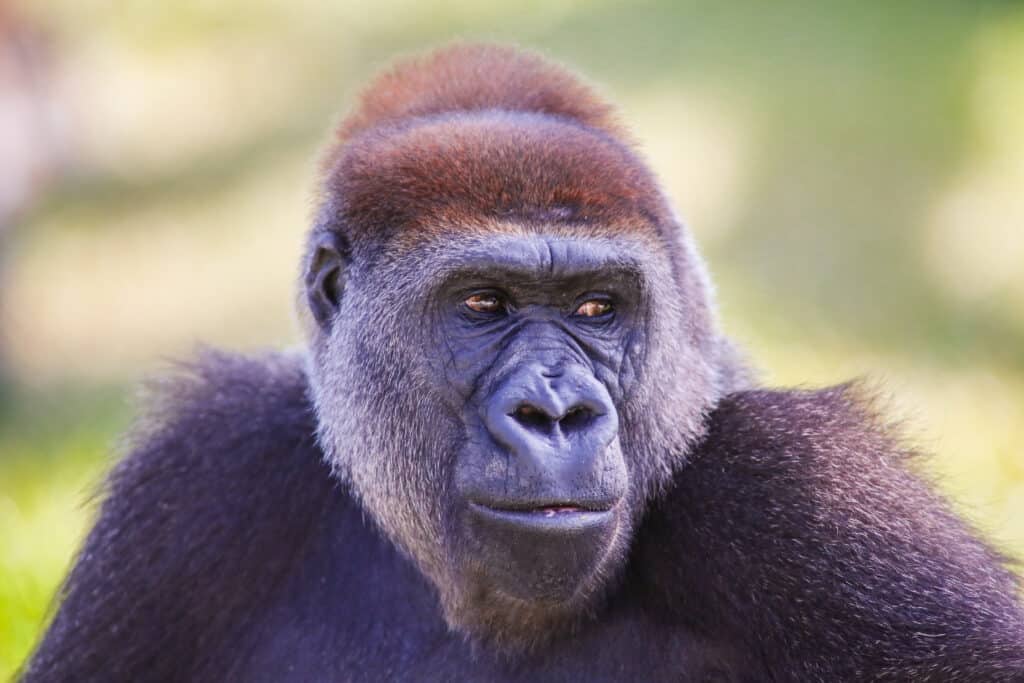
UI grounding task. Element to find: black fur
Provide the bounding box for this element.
[22,352,1024,681]
[639,386,1024,681]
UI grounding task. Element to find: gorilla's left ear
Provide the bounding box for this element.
[304,230,350,331]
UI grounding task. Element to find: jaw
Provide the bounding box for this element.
[463,503,622,602]
[435,505,633,653]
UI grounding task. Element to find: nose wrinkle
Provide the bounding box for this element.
[516,320,591,370]
[524,373,565,421]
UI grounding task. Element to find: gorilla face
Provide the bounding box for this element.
[442,236,639,609]
[306,227,720,647]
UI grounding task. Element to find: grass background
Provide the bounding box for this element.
[2,1,1024,676]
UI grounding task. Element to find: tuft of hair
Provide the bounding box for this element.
[333,43,626,147]
[316,43,669,244]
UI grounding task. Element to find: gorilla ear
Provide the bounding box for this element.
[304,231,350,331]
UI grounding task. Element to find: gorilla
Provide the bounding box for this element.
[22,44,1024,682]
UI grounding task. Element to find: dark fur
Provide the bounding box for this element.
[22,44,1024,681]
[22,354,1024,680]
[639,386,1024,681]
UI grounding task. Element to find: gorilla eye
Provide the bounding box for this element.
[464,292,507,315]
[574,298,613,318]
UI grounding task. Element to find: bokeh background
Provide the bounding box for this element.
[2,0,1023,675]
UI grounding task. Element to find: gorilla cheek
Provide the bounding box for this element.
[313,334,463,576]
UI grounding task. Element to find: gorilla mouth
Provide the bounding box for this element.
[538,506,583,517]
[489,504,591,517]
[470,499,616,514]
[467,501,617,532]
[484,503,588,514]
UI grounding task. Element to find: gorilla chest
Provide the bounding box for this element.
[231,568,747,682]
[235,612,743,683]
[224,505,750,681]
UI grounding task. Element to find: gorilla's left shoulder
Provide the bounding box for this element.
[636,383,918,583]
[650,383,917,520]
[694,383,902,467]
[634,384,1024,680]
[642,382,954,561]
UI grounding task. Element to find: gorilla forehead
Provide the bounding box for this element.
[384,230,659,285]
[322,110,673,244]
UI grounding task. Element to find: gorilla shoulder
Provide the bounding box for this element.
[640,385,1024,681]
[111,349,328,521]
[22,350,344,681]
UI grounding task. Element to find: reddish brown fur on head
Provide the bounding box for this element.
[319,43,674,245]
[333,43,626,149]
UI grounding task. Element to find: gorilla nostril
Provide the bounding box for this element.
[510,402,596,436]
[512,404,554,431]
[560,406,593,433]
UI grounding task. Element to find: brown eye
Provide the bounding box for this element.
[464,293,505,314]
[574,299,613,318]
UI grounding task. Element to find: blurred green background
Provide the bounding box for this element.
[2,0,1023,675]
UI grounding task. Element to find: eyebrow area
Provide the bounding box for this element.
[445,235,646,285]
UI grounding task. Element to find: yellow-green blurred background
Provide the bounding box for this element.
[2,0,1024,675]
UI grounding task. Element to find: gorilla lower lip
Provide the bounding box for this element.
[468,502,615,532]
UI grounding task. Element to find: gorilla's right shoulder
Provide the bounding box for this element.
[104,347,347,548]
[119,348,321,484]
[108,348,332,511]
[23,349,348,680]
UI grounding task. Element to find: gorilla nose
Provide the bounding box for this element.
[511,401,597,436]
[484,364,618,463]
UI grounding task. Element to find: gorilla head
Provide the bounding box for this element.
[301,45,736,648]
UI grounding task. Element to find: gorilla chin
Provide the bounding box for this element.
[449,495,631,651]
[462,501,624,604]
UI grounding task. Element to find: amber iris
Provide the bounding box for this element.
[574,299,612,317]
[465,293,504,314]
